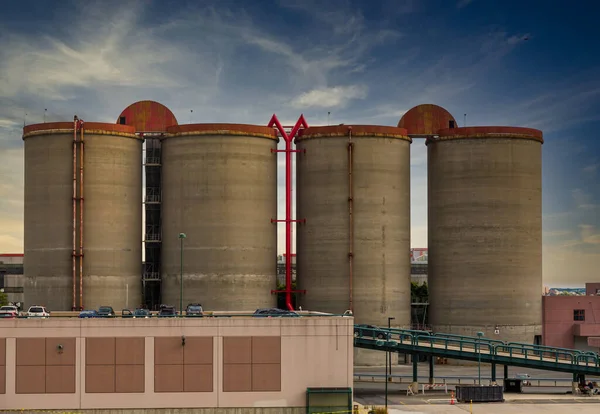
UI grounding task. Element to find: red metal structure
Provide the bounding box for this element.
[267,115,308,311]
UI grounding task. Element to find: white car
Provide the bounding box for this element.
[27,305,50,318]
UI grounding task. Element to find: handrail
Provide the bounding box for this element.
[434,332,504,347]
[353,325,600,371]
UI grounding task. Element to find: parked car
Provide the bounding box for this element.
[97,306,115,318]
[0,305,18,317]
[253,308,300,317]
[0,312,17,319]
[158,305,177,318]
[133,308,151,318]
[27,305,50,318]
[354,324,390,340]
[121,309,133,318]
[78,310,98,318]
[185,303,204,317]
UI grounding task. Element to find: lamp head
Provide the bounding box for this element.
[179,233,187,239]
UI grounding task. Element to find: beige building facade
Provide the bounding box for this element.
[0,316,353,412]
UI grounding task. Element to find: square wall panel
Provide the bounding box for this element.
[183,337,213,365]
[223,337,251,364]
[252,336,281,364]
[46,338,76,366]
[115,365,145,393]
[154,365,183,393]
[0,366,5,394]
[86,338,115,365]
[116,337,145,365]
[16,338,45,366]
[183,364,213,392]
[16,366,45,394]
[85,365,115,393]
[45,366,76,394]
[252,363,281,392]
[154,337,183,365]
[223,364,251,392]
[0,338,5,366]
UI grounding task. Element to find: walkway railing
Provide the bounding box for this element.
[353,325,600,375]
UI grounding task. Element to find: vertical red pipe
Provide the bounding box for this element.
[284,135,293,310]
[72,118,77,311]
[79,124,84,310]
[268,115,308,311]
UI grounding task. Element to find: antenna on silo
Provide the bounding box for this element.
[24,111,27,127]
[464,113,467,127]
[44,108,47,123]
[190,109,193,124]
[327,111,331,125]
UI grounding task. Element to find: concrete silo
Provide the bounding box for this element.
[23,122,143,311]
[160,124,278,311]
[427,126,543,343]
[295,125,412,365]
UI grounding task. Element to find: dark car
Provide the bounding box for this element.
[133,308,151,318]
[253,308,300,317]
[78,310,98,318]
[97,306,115,318]
[158,305,177,318]
[185,303,204,317]
[121,309,133,318]
[354,324,390,340]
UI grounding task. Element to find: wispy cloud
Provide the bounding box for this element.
[583,163,598,173]
[292,85,368,108]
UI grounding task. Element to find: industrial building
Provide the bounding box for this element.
[542,282,600,352]
[0,315,353,413]
[19,101,543,365]
[0,254,23,306]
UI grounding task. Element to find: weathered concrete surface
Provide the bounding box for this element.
[427,133,543,344]
[296,127,412,365]
[23,125,142,311]
[0,409,305,414]
[160,128,278,311]
[82,133,143,311]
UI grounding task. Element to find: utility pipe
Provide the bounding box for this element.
[78,122,84,310]
[267,115,308,311]
[347,127,354,312]
[72,117,77,310]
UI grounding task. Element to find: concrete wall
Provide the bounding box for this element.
[0,316,353,411]
[295,126,412,366]
[427,128,543,345]
[22,123,142,311]
[542,295,600,350]
[160,125,278,312]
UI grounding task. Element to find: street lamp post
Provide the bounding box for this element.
[178,233,187,316]
[477,331,484,385]
[385,316,395,412]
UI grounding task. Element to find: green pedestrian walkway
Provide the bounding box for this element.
[353,325,600,377]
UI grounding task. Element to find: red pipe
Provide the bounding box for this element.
[78,121,84,310]
[347,127,354,312]
[267,114,308,311]
[72,118,77,311]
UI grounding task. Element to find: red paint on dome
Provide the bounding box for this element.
[117,100,178,132]
[398,104,457,136]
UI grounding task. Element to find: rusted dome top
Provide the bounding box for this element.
[398,104,457,137]
[117,100,178,132]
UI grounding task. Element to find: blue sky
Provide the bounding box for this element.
[0,0,598,287]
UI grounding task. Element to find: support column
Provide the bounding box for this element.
[429,356,435,384]
[491,363,496,384]
[413,356,418,381]
[503,365,508,381]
